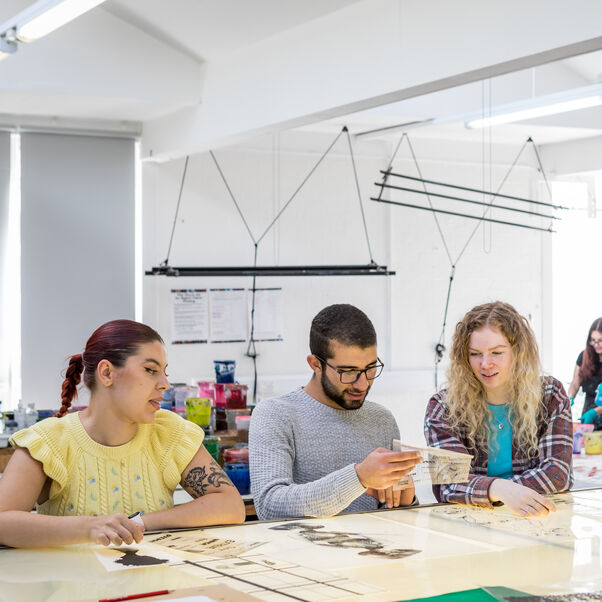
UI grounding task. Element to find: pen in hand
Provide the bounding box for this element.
[128,512,145,527]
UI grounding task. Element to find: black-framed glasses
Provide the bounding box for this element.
[590,338,602,347]
[314,355,384,384]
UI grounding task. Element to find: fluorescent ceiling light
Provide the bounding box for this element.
[355,119,435,140]
[0,29,17,59]
[466,95,602,129]
[16,0,107,42]
[0,0,107,56]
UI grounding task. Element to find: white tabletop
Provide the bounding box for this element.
[2,489,602,601]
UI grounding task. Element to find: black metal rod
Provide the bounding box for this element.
[380,170,569,210]
[146,264,395,277]
[375,182,558,220]
[145,264,395,277]
[371,197,555,233]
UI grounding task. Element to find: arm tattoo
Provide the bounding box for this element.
[183,459,235,497]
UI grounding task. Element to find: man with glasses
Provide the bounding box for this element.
[249,304,422,520]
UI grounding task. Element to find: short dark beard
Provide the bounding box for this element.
[320,370,370,410]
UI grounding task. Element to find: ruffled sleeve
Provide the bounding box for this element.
[150,410,205,490]
[10,418,69,496]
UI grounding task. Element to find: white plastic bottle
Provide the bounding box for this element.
[174,386,188,417]
[14,401,26,431]
[25,403,38,427]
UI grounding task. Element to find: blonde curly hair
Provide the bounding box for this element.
[445,301,543,458]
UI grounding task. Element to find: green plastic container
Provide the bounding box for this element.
[203,435,221,462]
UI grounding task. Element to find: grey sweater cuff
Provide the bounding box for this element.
[339,463,368,500]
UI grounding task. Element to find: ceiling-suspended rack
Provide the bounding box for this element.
[146,127,394,280]
[371,132,569,389]
[146,126,394,402]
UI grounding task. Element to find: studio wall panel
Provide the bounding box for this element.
[0,133,11,399]
[21,133,135,408]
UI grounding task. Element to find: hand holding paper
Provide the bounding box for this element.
[355,447,423,490]
[392,440,472,490]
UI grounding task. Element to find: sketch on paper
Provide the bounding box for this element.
[269,522,420,560]
[426,504,573,541]
[144,530,265,558]
[392,440,472,490]
[552,493,602,518]
[94,544,182,572]
[183,553,381,601]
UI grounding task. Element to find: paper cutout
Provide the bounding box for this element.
[392,440,472,490]
[94,544,183,572]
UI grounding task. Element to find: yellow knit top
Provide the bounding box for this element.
[10,410,204,517]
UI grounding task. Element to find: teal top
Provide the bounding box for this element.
[487,404,513,479]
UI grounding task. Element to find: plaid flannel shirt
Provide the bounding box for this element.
[424,375,574,508]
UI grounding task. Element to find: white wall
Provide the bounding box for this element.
[143,133,546,444]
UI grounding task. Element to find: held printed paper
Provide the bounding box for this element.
[392,440,472,490]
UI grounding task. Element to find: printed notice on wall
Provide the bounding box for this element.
[209,288,247,343]
[250,288,283,342]
[171,289,209,344]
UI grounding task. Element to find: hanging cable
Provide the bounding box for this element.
[484,78,493,255]
[208,126,369,403]
[345,126,375,263]
[246,244,259,403]
[434,265,456,390]
[210,150,257,246]
[376,132,408,202]
[453,138,530,265]
[256,128,345,245]
[378,130,560,391]
[162,155,190,266]
[383,134,453,387]
[528,137,556,231]
[405,136,454,267]
[208,151,261,402]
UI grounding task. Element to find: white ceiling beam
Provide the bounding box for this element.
[0,7,203,120]
[141,0,602,162]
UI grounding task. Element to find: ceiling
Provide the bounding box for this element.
[1,1,602,152]
[300,51,602,147]
[103,0,362,62]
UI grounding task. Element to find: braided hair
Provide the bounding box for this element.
[56,319,163,418]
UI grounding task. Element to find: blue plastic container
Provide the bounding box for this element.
[224,462,250,495]
[214,360,236,383]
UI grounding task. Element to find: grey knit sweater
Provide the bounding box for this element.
[249,387,400,521]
